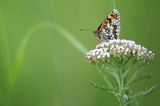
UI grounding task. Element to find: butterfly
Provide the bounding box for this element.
[93,9,120,40]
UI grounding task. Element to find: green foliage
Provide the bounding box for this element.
[89,81,108,91]
[127,86,157,105]
[89,55,156,106]
[8,22,88,89]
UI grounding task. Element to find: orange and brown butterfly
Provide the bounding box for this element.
[93,9,120,41]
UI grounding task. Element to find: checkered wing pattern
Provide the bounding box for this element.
[94,9,120,40]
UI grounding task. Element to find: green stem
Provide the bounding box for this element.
[118,95,126,106]
[98,66,115,91]
[117,65,127,106]
[111,0,116,9]
[101,72,114,90]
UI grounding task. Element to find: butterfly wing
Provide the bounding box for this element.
[94,9,120,40]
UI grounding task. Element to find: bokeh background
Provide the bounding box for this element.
[0,0,160,106]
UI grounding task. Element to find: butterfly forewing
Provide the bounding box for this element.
[94,9,120,40]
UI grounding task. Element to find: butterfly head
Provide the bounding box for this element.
[93,30,99,40]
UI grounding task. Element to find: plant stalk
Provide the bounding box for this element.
[117,65,128,106]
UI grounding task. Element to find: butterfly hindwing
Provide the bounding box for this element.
[94,9,120,40]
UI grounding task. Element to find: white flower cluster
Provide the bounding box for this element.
[86,39,155,64]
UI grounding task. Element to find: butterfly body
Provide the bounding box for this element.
[94,9,120,40]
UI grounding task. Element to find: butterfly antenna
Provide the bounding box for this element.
[80,29,93,32]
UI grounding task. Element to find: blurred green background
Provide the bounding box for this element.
[0,0,160,106]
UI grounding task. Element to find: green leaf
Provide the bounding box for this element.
[127,85,156,105]
[131,74,152,84]
[89,81,109,91]
[134,86,156,98]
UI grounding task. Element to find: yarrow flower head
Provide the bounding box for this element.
[86,39,155,65]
